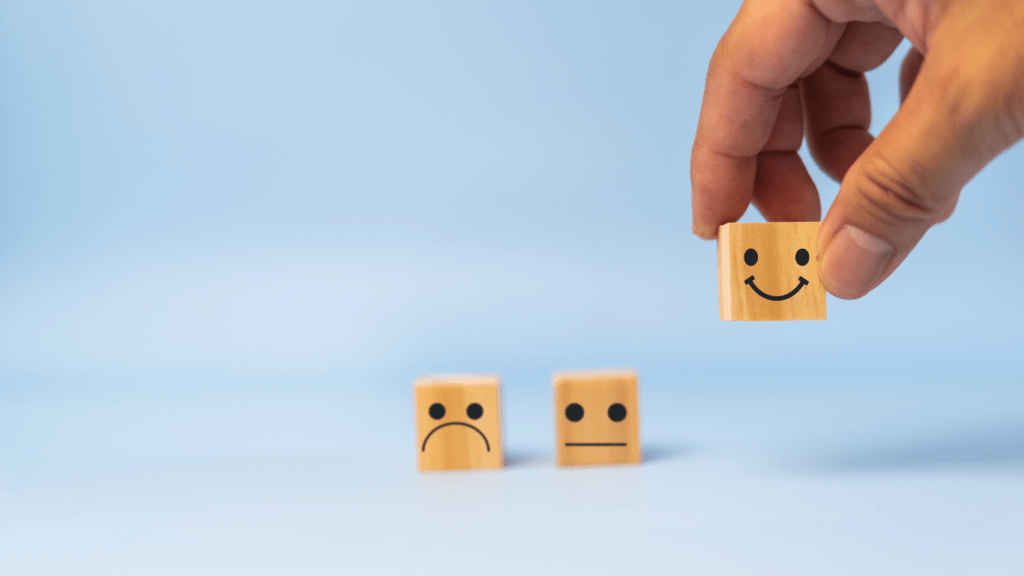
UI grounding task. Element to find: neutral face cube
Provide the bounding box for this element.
[553,370,641,466]
[718,222,827,321]
[415,375,503,471]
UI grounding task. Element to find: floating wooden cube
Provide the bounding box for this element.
[718,222,827,321]
[414,375,503,471]
[553,370,641,467]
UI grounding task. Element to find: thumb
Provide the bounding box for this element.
[817,7,1024,300]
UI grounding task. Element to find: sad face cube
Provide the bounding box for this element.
[553,370,641,466]
[718,222,827,321]
[415,375,503,472]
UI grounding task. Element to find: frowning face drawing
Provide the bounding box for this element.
[415,376,503,471]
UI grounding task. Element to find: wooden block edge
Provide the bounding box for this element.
[552,368,638,386]
[718,223,735,321]
[414,374,502,388]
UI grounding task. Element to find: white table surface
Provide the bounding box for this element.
[3,367,1022,575]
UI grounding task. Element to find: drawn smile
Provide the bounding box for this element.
[565,442,627,447]
[421,422,490,452]
[745,275,808,301]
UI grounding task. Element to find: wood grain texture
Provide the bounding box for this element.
[414,375,503,472]
[718,222,827,321]
[553,370,641,467]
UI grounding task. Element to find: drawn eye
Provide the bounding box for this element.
[429,403,446,420]
[608,403,627,422]
[565,403,584,422]
[744,248,758,266]
[466,403,483,420]
[795,248,809,266]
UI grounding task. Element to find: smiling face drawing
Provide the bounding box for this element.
[743,246,811,301]
[415,376,503,471]
[718,222,827,321]
[554,371,641,467]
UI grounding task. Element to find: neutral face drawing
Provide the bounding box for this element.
[415,376,503,471]
[561,401,629,447]
[554,371,641,466]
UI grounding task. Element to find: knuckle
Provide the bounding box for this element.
[999,72,1024,145]
[944,63,1024,153]
[852,153,942,228]
[929,24,1024,152]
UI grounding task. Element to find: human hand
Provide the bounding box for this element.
[691,0,1024,299]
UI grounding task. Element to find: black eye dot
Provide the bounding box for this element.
[795,248,809,266]
[608,403,627,422]
[428,403,445,420]
[466,403,483,420]
[565,403,584,422]
[744,248,758,266]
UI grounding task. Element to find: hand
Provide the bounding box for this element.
[691,0,1024,299]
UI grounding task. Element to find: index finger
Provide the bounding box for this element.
[691,0,846,239]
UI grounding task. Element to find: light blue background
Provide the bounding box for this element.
[1,2,1022,574]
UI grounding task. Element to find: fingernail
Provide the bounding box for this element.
[819,224,894,299]
[693,221,717,240]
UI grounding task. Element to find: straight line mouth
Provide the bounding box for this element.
[565,442,627,447]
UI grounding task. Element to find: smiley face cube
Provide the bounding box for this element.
[718,222,827,321]
[415,375,503,472]
[554,370,641,467]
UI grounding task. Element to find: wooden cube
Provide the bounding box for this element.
[414,375,503,471]
[718,222,827,321]
[553,370,641,467]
